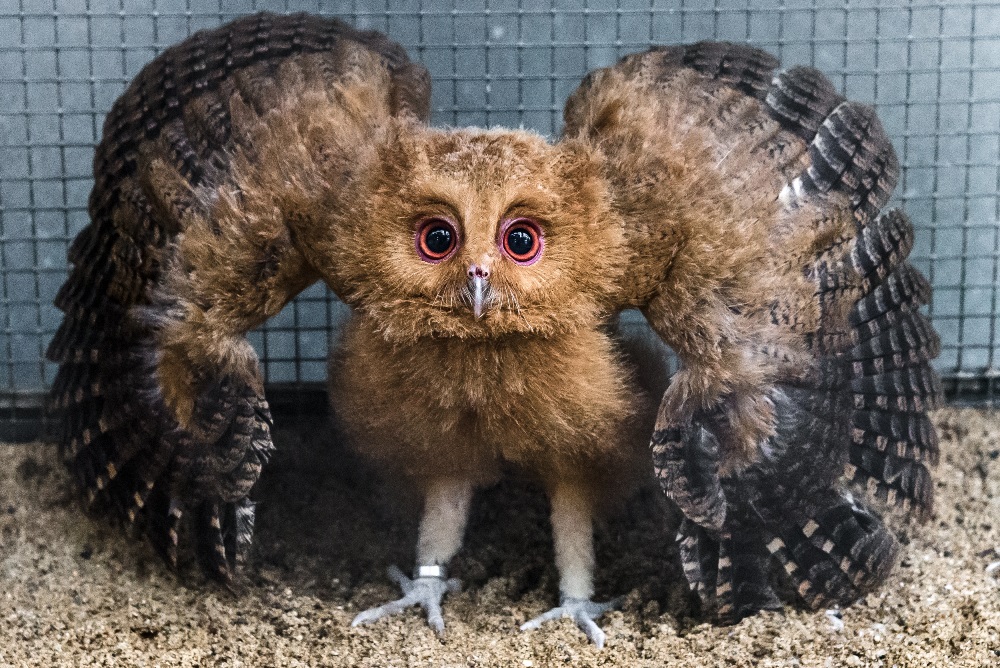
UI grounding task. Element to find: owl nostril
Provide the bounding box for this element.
[468,265,489,279]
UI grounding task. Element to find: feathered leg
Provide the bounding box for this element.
[520,481,621,649]
[351,477,471,635]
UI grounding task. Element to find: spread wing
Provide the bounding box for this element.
[46,12,430,579]
[562,43,940,621]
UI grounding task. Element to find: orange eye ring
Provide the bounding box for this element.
[501,218,543,265]
[416,218,458,263]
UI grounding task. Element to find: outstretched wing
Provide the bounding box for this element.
[562,43,939,621]
[46,12,430,579]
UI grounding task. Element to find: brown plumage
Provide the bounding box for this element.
[564,43,940,622]
[47,13,940,645]
[46,12,430,578]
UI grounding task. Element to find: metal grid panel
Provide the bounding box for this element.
[1,0,999,417]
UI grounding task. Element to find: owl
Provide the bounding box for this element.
[47,13,940,648]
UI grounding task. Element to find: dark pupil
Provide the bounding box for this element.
[507,228,534,256]
[425,227,452,254]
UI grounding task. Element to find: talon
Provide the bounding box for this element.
[350,564,459,636]
[519,596,621,649]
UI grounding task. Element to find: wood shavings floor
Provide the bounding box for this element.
[1,408,998,667]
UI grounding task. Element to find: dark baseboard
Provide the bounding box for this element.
[0,384,331,443]
[3,376,997,443]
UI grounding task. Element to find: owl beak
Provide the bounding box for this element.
[467,265,490,319]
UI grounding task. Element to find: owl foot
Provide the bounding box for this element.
[351,564,461,636]
[519,596,622,648]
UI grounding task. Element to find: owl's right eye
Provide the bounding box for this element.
[416,218,458,263]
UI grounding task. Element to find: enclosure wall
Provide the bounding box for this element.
[2,0,998,431]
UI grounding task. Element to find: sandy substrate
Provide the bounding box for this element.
[1,407,998,667]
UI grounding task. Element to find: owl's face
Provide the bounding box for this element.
[322,125,626,341]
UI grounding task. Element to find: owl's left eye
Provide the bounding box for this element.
[501,218,543,265]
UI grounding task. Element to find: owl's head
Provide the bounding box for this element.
[314,124,626,341]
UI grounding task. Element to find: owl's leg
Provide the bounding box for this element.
[520,481,621,649]
[351,477,473,635]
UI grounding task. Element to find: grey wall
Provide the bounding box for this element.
[1,0,998,393]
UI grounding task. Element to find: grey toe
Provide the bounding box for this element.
[519,596,622,649]
[350,564,458,636]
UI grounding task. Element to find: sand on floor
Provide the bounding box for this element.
[1,407,998,667]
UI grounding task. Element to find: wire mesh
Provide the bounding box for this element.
[1,0,998,433]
